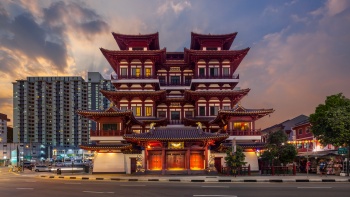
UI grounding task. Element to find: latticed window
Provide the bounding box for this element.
[223,67,229,76]
[145,68,152,77]
[102,124,118,130]
[133,106,141,116]
[145,107,152,116]
[210,106,219,116]
[132,68,141,77]
[199,106,205,116]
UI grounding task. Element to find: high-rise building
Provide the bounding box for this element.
[86,72,115,132]
[0,113,10,143]
[13,76,89,158]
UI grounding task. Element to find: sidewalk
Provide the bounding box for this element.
[34,171,350,183]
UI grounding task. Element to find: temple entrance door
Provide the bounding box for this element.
[190,153,204,170]
[214,157,222,173]
[149,152,162,170]
[130,158,136,174]
[167,153,185,170]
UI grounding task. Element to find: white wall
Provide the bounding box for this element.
[244,152,259,171]
[93,152,125,173]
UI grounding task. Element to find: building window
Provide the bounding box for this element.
[120,68,127,77]
[199,106,205,116]
[132,106,141,116]
[171,111,180,120]
[158,111,166,118]
[209,67,218,77]
[132,68,141,77]
[223,68,229,77]
[210,106,219,116]
[233,122,250,131]
[185,111,192,118]
[120,106,128,111]
[102,124,118,130]
[185,76,191,85]
[145,107,152,116]
[306,127,310,133]
[199,68,205,77]
[223,106,230,110]
[145,68,152,77]
[298,129,303,135]
[159,76,166,85]
[170,76,180,85]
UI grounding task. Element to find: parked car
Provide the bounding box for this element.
[34,165,51,172]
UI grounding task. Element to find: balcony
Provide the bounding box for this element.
[194,74,239,79]
[90,130,126,137]
[111,74,157,80]
[225,129,261,136]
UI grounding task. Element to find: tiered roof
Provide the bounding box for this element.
[100,89,167,103]
[124,127,229,142]
[190,32,237,50]
[76,106,142,125]
[184,89,250,102]
[210,105,274,126]
[112,32,160,50]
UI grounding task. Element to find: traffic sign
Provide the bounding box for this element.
[338,147,348,154]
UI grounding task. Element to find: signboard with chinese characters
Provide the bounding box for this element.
[168,142,184,149]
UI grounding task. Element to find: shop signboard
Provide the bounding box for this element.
[338,147,348,155]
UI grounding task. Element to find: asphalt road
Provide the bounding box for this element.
[1,169,350,197]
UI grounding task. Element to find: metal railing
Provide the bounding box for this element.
[226,129,261,136]
[194,74,239,79]
[168,119,184,125]
[90,130,125,136]
[111,74,157,80]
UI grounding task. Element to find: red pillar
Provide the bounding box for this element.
[144,148,148,171]
[161,146,165,175]
[204,145,208,170]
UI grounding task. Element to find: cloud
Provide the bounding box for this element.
[240,0,350,129]
[157,0,191,15]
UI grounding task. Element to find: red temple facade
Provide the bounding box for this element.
[77,32,274,174]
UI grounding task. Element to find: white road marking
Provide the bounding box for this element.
[120,185,146,187]
[65,183,82,184]
[298,187,332,189]
[193,195,237,197]
[83,191,114,194]
[201,186,230,188]
[17,188,34,190]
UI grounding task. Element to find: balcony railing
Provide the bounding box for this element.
[111,74,157,80]
[159,82,191,86]
[168,119,184,125]
[194,74,239,79]
[225,129,261,136]
[90,130,125,137]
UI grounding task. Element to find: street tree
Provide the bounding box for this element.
[309,93,350,174]
[309,93,350,146]
[261,130,297,166]
[225,145,247,175]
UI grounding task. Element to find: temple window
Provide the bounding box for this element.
[120,106,128,111]
[199,106,205,116]
[102,124,118,131]
[198,68,205,77]
[223,67,230,77]
[306,127,310,133]
[120,68,127,77]
[206,47,217,51]
[210,106,219,116]
[209,67,219,77]
[132,106,142,116]
[171,111,180,120]
[145,68,152,77]
[132,47,144,51]
[158,111,166,118]
[145,106,152,116]
[185,111,193,118]
[233,122,250,131]
[159,76,166,85]
[223,105,230,110]
[131,68,141,77]
[170,76,180,85]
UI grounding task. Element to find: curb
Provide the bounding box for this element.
[38,175,350,183]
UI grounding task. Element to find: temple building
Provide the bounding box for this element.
[77,32,274,174]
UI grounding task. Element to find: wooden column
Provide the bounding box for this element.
[128,61,131,78]
[219,60,223,78]
[186,147,190,174]
[204,144,208,169]
[144,148,148,171]
[205,60,209,79]
[161,145,166,175]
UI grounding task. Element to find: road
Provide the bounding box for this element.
[1,168,350,197]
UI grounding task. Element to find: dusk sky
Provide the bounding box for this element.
[0,0,349,129]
